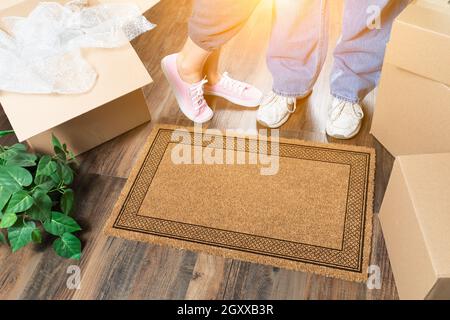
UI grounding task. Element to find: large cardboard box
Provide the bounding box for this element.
[370,1,450,156]
[0,0,159,155]
[379,153,450,300]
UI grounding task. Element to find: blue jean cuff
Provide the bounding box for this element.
[272,88,312,99]
[331,92,360,104]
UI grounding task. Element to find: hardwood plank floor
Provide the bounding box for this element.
[0,0,397,299]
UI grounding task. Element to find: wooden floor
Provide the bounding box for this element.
[0,0,398,299]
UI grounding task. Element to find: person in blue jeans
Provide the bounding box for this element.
[176,0,409,138]
[256,0,409,138]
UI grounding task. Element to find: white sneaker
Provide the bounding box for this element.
[326,97,364,139]
[256,91,297,128]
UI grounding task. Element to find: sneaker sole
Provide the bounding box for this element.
[161,57,213,124]
[256,91,312,128]
[256,113,291,129]
[204,90,260,108]
[326,121,362,140]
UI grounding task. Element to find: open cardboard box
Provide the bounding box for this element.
[370,0,450,156]
[379,153,450,300]
[0,0,159,155]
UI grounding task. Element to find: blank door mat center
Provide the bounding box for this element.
[105,125,376,282]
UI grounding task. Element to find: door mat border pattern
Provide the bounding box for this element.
[105,125,375,282]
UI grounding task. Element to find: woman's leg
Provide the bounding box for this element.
[177,0,261,84]
[203,49,221,85]
[162,0,263,123]
[175,39,221,85]
[177,37,212,84]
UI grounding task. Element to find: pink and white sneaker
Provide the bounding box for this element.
[161,54,213,123]
[204,72,263,107]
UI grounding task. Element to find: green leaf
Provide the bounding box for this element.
[0,212,17,228]
[60,163,74,185]
[0,145,36,168]
[5,154,37,167]
[61,189,74,215]
[52,135,66,161]
[26,191,52,221]
[0,232,6,244]
[7,220,35,252]
[0,148,18,161]
[34,175,56,193]
[53,233,81,260]
[43,212,81,236]
[52,134,63,151]
[0,130,14,138]
[49,163,62,184]
[68,150,76,162]
[31,228,42,244]
[0,186,12,211]
[8,144,27,152]
[36,155,57,177]
[5,190,34,214]
[0,166,33,191]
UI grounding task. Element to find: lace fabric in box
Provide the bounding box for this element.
[0,0,155,94]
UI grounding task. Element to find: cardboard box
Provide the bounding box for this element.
[0,0,159,155]
[379,153,450,300]
[370,1,450,156]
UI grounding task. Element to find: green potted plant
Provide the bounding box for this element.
[0,130,82,259]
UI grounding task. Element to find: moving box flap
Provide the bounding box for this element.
[385,2,450,86]
[0,0,153,142]
[398,153,450,277]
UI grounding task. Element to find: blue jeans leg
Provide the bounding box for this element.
[267,0,330,98]
[330,0,410,103]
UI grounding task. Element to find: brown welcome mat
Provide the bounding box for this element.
[105,125,375,282]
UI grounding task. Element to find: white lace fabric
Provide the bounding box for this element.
[0,0,155,94]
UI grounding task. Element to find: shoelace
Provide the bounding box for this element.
[220,72,248,96]
[329,100,363,122]
[263,91,297,113]
[190,78,208,114]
